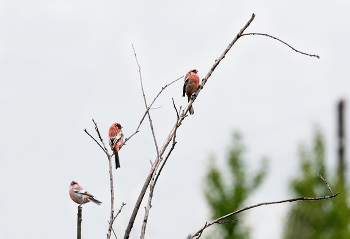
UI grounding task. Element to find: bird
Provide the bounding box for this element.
[183,69,200,115]
[108,122,124,169]
[69,181,102,206]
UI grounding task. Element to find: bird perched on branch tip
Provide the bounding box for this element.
[108,122,124,169]
[69,181,102,206]
[183,69,200,115]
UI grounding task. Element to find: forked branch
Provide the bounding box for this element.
[84,120,115,239]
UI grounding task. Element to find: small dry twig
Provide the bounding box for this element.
[317,172,334,195]
[240,33,320,58]
[140,99,181,239]
[131,44,160,158]
[122,47,183,148]
[84,120,115,239]
[112,202,126,225]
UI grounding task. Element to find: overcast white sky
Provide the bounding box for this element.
[1,0,349,239]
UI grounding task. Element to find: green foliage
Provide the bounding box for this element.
[204,132,268,239]
[283,127,350,239]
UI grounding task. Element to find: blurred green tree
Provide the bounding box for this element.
[283,126,350,239]
[204,132,268,239]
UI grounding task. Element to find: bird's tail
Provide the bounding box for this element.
[89,197,102,206]
[115,152,120,169]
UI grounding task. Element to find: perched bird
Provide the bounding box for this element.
[108,123,124,169]
[183,69,200,115]
[69,181,102,206]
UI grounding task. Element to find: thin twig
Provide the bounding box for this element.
[131,44,160,157]
[123,13,256,239]
[154,99,180,185]
[140,100,181,239]
[122,75,183,146]
[240,33,320,58]
[318,172,334,195]
[111,227,118,239]
[140,170,156,239]
[189,174,338,239]
[90,120,115,239]
[112,202,126,225]
[172,98,180,120]
[107,220,119,239]
[150,106,162,110]
[216,219,238,224]
[85,120,115,239]
[132,44,162,239]
[92,119,109,151]
[154,119,179,185]
[84,129,107,155]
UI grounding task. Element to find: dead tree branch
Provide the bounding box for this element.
[317,172,334,195]
[240,33,320,58]
[84,129,106,155]
[123,13,256,239]
[125,12,321,239]
[112,202,127,225]
[122,75,183,146]
[189,174,338,239]
[131,44,160,157]
[84,120,115,239]
[140,99,180,239]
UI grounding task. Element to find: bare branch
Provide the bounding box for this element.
[189,174,338,239]
[150,106,162,110]
[318,172,334,195]
[123,75,183,146]
[216,219,238,224]
[84,129,107,155]
[140,170,156,239]
[240,32,320,58]
[92,119,109,151]
[85,120,115,239]
[131,44,159,158]
[154,124,178,186]
[123,13,256,239]
[172,98,180,120]
[106,157,114,238]
[112,202,126,225]
[140,100,181,239]
[111,227,117,239]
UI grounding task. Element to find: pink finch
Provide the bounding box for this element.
[183,69,200,115]
[69,181,102,205]
[108,123,124,169]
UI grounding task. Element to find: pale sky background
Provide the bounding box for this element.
[0,0,349,239]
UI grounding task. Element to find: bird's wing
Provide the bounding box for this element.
[183,78,189,97]
[109,132,124,149]
[75,189,94,197]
